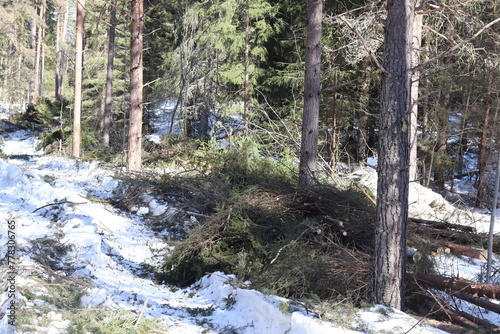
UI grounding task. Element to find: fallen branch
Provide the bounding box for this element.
[32,200,88,213]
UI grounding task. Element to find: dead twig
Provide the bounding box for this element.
[32,200,88,213]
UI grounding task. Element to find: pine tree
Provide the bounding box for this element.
[298,0,322,186]
[372,0,414,310]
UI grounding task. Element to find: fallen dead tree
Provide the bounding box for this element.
[407,272,500,300]
[408,274,500,332]
[422,299,498,330]
[410,217,476,233]
[410,224,500,253]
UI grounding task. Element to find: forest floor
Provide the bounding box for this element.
[0,117,499,333]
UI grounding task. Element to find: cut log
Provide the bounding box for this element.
[407,272,500,300]
[444,242,488,260]
[407,249,422,263]
[410,217,477,233]
[410,224,500,253]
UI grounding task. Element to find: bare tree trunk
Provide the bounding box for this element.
[357,67,371,165]
[475,72,493,207]
[103,0,117,147]
[298,0,322,187]
[127,0,144,171]
[433,55,452,190]
[38,0,46,98]
[28,14,38,105]
[372,0,414,310]
[409,0,423,181]
[55,0,68,102]
[329,76,338,169]
[243,0,250,137]
[72,0,85,158]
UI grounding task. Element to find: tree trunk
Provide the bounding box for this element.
[28,15,38,105]
[103,0,117,148]
[329,76,338,169]
[433,56,452,190]
[371,0,414,310]
[298,0,322,187]
[55,5,63,102]
[475,72,493,207]
[409,0,423,181]
[55,0,68,102]
[243,0,250,137]
[38,0,46,98]
[72,0,85,158]
[127,0,144,171]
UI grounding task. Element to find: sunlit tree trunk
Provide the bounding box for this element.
[28,13,38,105]
[127,0,144,171]
[55,0,69,102]
[409,0,423,181]
[298,0,322,187]
[72,0,85,158]
[372,0,414,311]
[103,0,117,147]
[38,0,46,97]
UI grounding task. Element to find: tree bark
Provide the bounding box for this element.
[433,56,452,190]
[371,0,414,310]
[55,0,68,102]
[72,0,85,158]
[28,13,38,105]
[475,72,493,207]
[243,0,250,137]
[127,0,144,171]
[103,0,117,148]
[298,0,322,187]
[409,0,423,181]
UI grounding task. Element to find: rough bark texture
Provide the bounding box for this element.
[127,0,144,171]
[371,0,414,310]
[103,0,117,147]
[298,0,322,187]
[72,0,85,158]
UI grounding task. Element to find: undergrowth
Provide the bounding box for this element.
[142,137,377,304]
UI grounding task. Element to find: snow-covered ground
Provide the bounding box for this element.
[0,121,498,333]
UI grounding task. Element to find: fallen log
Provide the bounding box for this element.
[444,242,488,260]
[453,291,500,315]
[407,272,500,300]
[423,300,488,330]
[410,217,476,233]
[410,224,500,253]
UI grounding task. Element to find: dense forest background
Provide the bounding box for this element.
[0,0,498,202]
